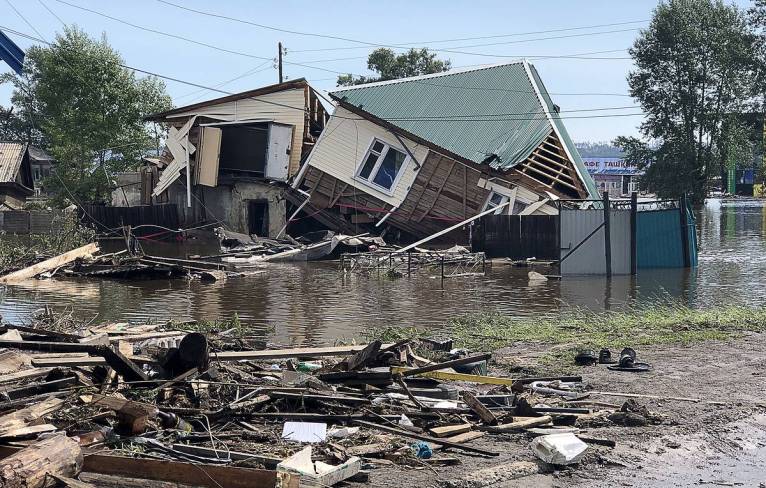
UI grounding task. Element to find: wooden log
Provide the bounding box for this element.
[81,455,297,488]
[0,243,99,284]
[482,415,553,433]
[429,424,472,438]
[0,434,83,488]
[461,391,498,425]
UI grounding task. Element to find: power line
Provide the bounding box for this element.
[292,20,648,52]
[293,48,631,67]
[174,61,273,102]
[156,0,646,54]
[5,0,48,42]
[0,26,643,123]
[37,0,66,27]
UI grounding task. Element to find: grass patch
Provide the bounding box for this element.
[368,303,766,370]
[448,303,766,353]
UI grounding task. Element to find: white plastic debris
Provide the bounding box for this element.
[530,433,588,465]
[277,446,362,486]
[327,426,359,439]
[281,421,327,443]
[398,414,414,428]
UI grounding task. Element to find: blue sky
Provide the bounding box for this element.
[0,0,753,142]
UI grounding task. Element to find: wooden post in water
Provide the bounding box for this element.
[407,251,412,276]
[630,191,638,275]
[679,193,691,268]
[440,254,445,288]
[603,191,612,277]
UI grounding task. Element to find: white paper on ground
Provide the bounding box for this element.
[282,421,327,443]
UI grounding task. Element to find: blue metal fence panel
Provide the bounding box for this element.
[636,209,684,268]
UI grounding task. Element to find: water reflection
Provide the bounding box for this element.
[0,198,763,345]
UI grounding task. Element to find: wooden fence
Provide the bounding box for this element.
[472,215,558,260]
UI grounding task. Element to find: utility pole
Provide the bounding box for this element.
[278,42,283,83]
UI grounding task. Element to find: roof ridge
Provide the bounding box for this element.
[330,60,529,93]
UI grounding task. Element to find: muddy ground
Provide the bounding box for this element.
[353,333,766,488]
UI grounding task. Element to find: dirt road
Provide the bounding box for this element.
[356,333,766,487]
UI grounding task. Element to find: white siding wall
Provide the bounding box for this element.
[305,106,428,207]
[167,89,306,175]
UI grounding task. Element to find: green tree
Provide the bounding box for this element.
[337,48,451,86]
[618,0,757,202]
[5,27,172,205]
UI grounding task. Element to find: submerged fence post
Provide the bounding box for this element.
[441,254,445,288]
[603,191,612,277]
[407,250,412,276]
[679,193,691,268]
[630,191,637,275]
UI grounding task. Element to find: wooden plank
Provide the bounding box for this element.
[211,343,393,361]
[0,368,53,385]
[0,243,99,284]
[196,127,221,187]
[443,431,486,444]
[81,455,296,488]
[482,416,553,432]
[32,357,154,367]
[429,424,471,438]
[171,443,282,467]
[391,367,515,386]
[417,160,456,222]
[461,391,498,425]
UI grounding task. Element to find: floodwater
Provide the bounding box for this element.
[0,198,764,346]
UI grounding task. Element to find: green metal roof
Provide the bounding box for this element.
[333,62,551,171]
[332,61,596,199]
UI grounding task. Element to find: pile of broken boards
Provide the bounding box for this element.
[0,242,242,284]
[214,227,386,265]
[0,325,663,488]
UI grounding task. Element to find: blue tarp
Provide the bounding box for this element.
[0,30,24,75]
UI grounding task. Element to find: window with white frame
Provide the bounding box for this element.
[356,139,408,192]
[483,191,509,215]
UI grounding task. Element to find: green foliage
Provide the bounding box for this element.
[337,48,451,86]
[622,0,758,202]
[5,27,172,206]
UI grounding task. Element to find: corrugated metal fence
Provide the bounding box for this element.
[0,210,68,234]
[473,194,698,275]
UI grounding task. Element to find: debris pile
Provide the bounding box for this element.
[0,316,670,487]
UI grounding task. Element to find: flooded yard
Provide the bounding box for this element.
[0,198,764,346]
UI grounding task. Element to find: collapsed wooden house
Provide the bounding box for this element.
[144,79,330,236]
[290,61,599,241]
